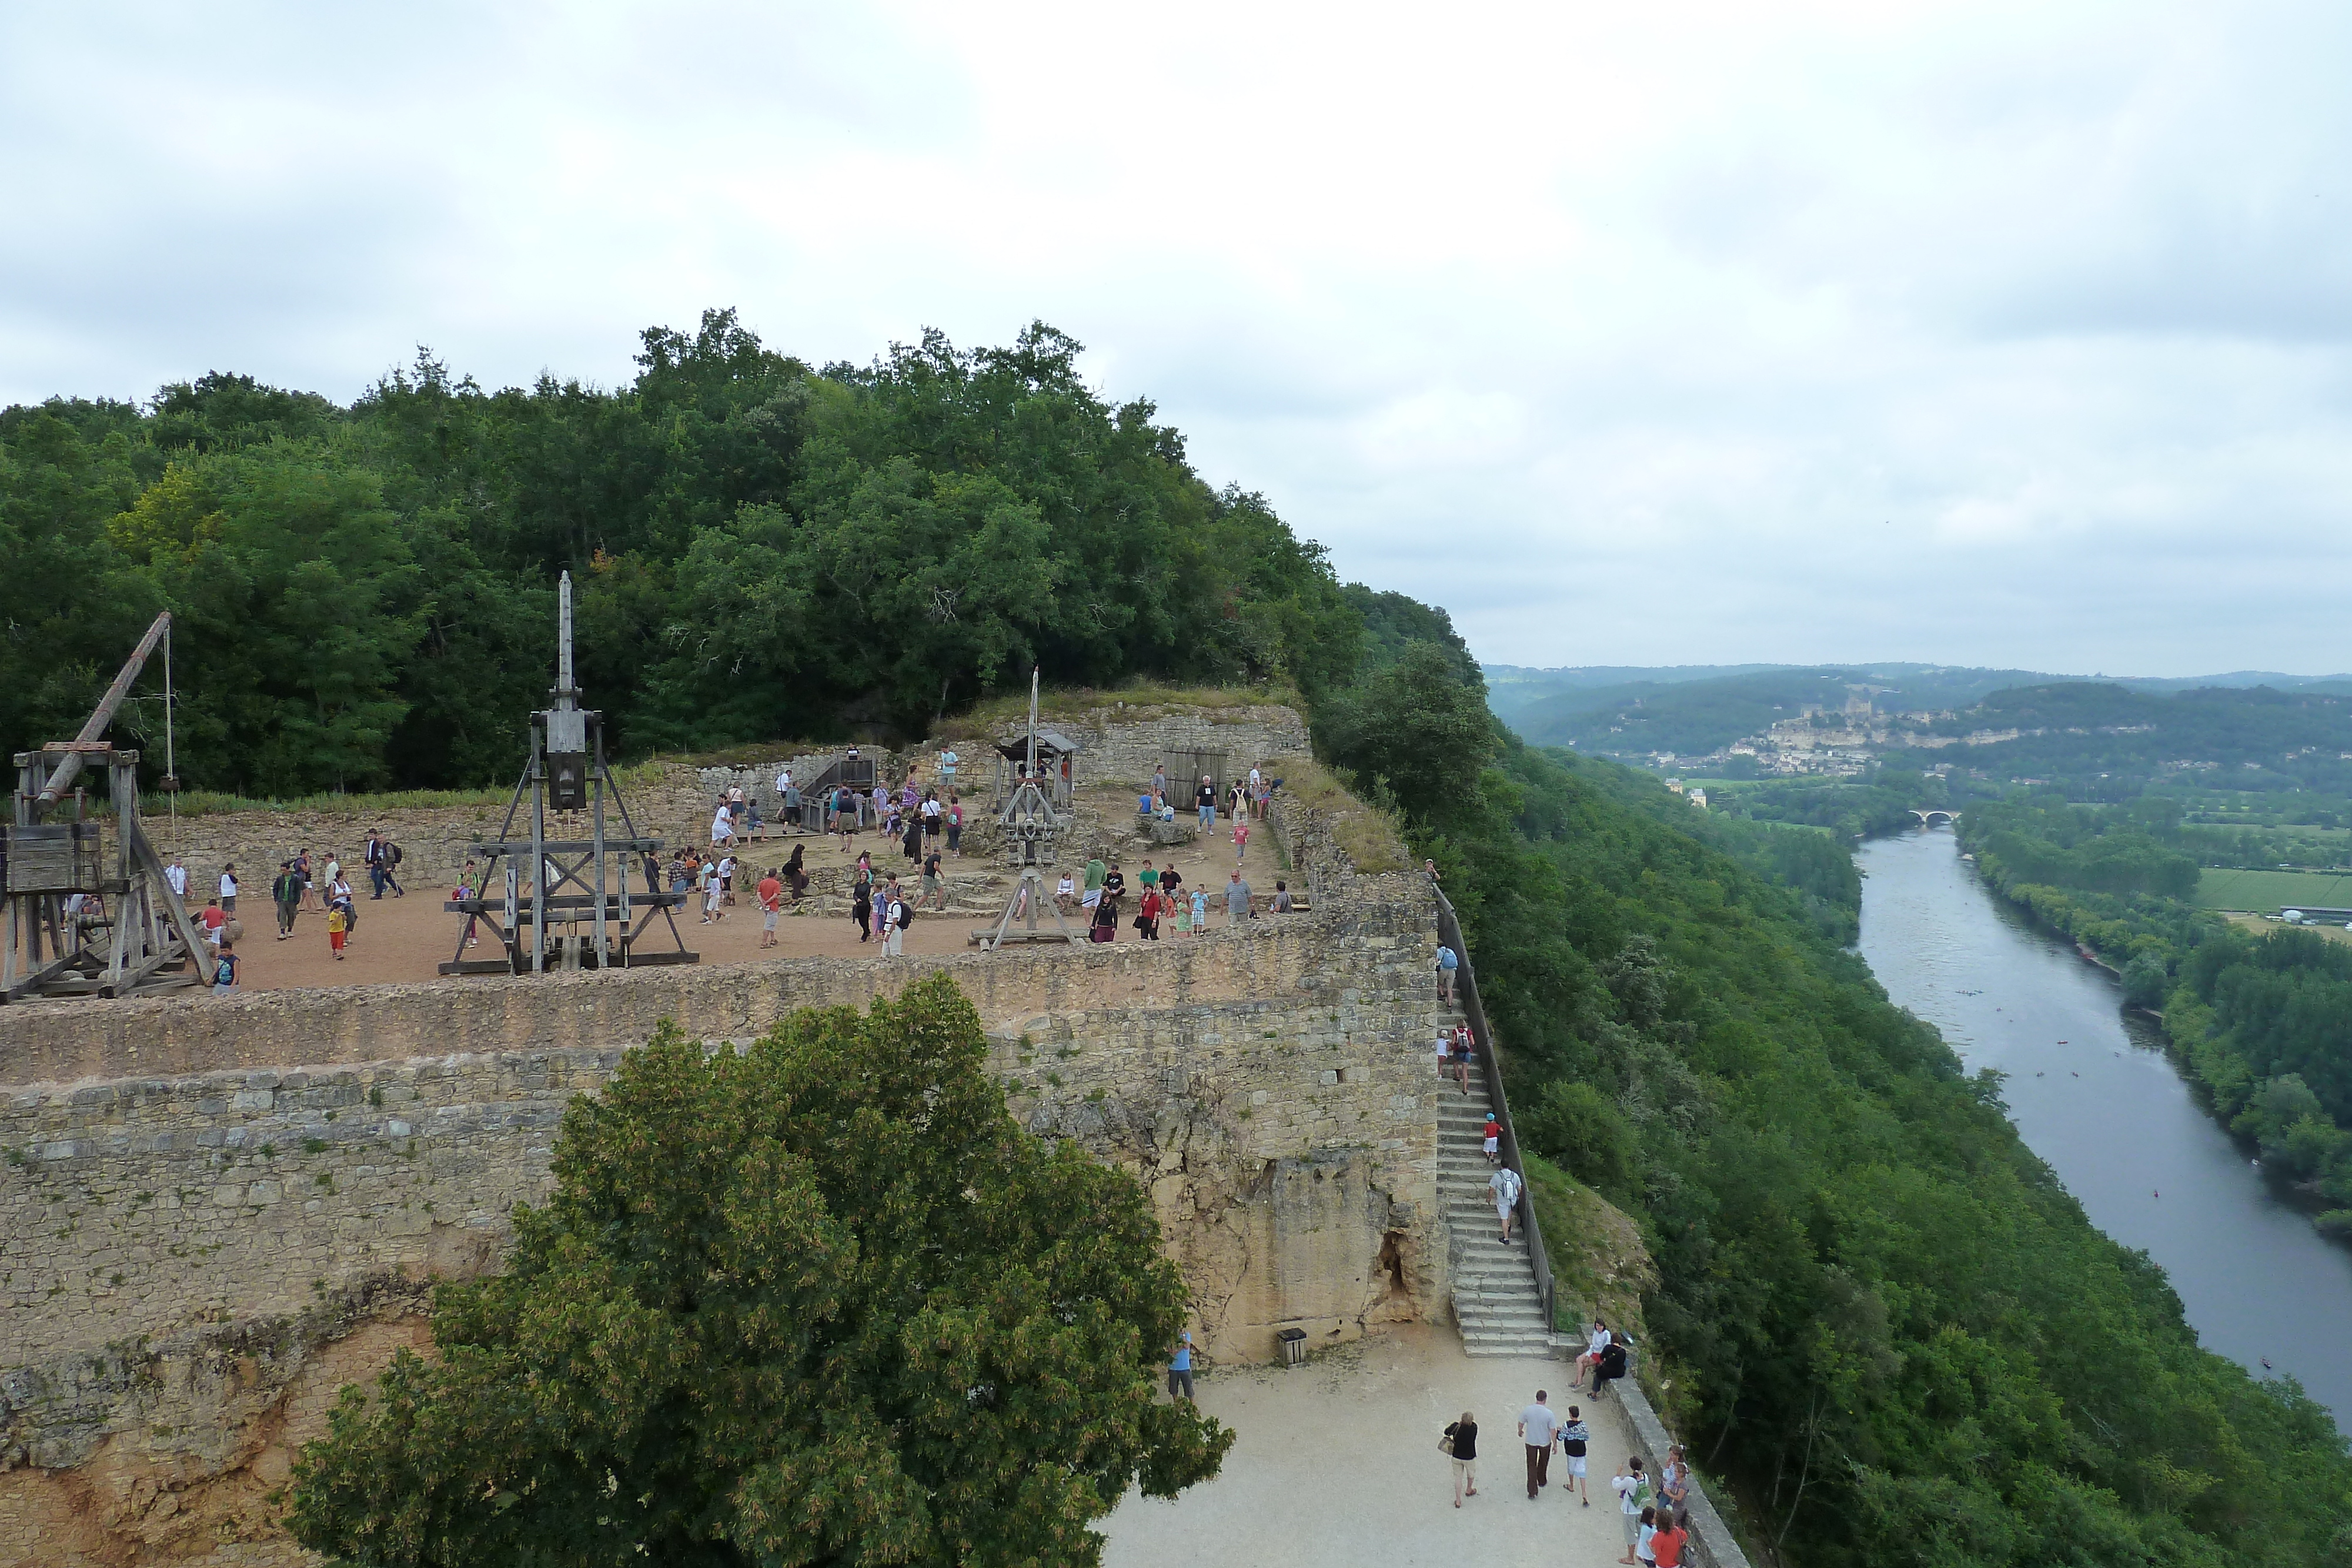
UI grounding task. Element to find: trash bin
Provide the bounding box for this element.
[1277,1328,1308,1367]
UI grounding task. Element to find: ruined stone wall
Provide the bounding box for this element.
[933,701,1309,792]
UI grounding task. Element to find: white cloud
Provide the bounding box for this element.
[2,0,2347,674]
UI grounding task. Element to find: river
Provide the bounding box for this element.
[1856,825,2352,1425]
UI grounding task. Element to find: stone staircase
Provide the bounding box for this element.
[1436,1038,1555,1358]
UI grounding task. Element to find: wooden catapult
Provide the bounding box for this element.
[2,613,210,1001]
[441,572,696,975]
[971,669,1079,950]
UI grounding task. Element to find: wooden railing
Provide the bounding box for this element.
[1430,880,1555,1333]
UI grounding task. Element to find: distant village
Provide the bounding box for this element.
[1649,687,2022,788]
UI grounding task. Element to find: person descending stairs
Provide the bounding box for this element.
[1435,1024,1553,1356]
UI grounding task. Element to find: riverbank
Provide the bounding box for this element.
[1856,827,2352,1422]
[1953,830,2352,1242]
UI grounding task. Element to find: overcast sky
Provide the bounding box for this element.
[4,1,2347,676]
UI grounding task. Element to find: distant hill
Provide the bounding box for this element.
[1493,661,2352,760]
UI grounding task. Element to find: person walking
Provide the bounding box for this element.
[272,862,302,940]
[757,867,783,949]
[710,800,736,850]
[165,855,189,904]
[1444,1410,1479,1507]
[1167,1332,1195,1403]
[1518,1390,1559,1499]
[700,858,725,924]
[851,868,873,941]
[1489,1162,1524,1245]
[921,849,947,912]
[1559,1406,1592,1505]
[1436,942,1459,1004]
[946,793,963,857]
[1482,1112,1502,1166]
[1613,1457,1652,1566]
[365,830,390,898]
[1224,868,1252,926]
[326,903,349,961]
[883,885,909,957]
[783,844,807,903]
[1232,814,1249,862]
[456,860,481,948]
[218,864,239,914]
[1451,1027,1475,1095]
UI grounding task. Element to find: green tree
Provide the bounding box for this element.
[288,975,1230,1566]
[1320,640,1498,821]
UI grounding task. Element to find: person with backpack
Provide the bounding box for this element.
[364,830,394,898]
[1559,1405,1592,1505]
[883,883,911,957]
[1613,1456,1653,1566]
[1442,1409,1479,1507]
[1436,942,1459,1004]
[1489,1162,1524,1245]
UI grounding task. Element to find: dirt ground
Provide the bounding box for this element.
[213,831,1270,992]
[1101,1326,1651,1568]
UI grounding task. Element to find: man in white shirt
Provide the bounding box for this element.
[165,858,188,900]
[1518,1390,1559,1499]
[218,866,239,912]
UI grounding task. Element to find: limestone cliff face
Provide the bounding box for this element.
[0,707,1448,1567]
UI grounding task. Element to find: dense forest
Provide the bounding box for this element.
[10,322,2352,1564]
[1959,800,2352,1246]
[0,312,1358,794]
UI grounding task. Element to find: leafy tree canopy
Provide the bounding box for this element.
[288,975,1231,1567]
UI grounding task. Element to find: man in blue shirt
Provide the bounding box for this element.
[1168,1332,1195,1402]
[1437,943,1459,1005]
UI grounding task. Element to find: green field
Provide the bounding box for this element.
[2194,867,2352,912]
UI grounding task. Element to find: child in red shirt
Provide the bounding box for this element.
[1482,1115,1501,1165]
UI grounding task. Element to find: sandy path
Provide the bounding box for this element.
[1102,1326,1650,1568]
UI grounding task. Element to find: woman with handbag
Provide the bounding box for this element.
[1443,1410,1479,1506]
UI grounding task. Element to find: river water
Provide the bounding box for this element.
[1856,825,2352,1425]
